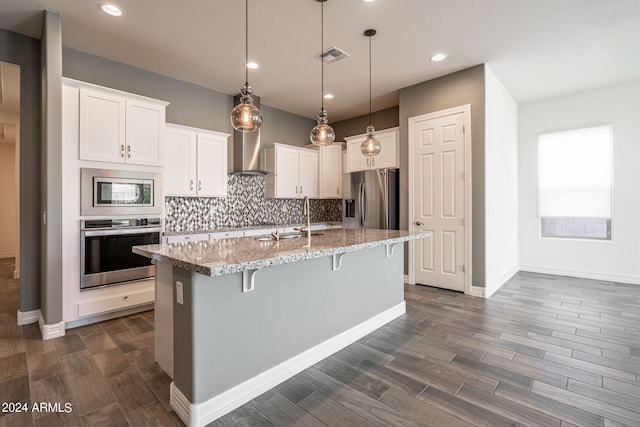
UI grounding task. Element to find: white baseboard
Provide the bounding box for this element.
[468,287,484,298]
[519,265,640,285]
[38,311,66,340]
[17,309,39,326]
[171,301,407,427]
[484,266,519,298]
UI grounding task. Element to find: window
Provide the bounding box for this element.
[537,125,612,240]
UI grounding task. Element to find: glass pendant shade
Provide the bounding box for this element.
[310,108,335,146]
[231,84,263,132]
[361,125,381,156]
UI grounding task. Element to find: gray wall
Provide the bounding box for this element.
[0,28,42,313]
[62,48,315,156]
[41,12,64,323]
[399,65,486,287]
[332,106,399,141]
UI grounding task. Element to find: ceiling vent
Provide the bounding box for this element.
[316,46,350,63]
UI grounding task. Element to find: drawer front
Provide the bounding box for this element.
[78,289,154,317]
[164,233,209,244]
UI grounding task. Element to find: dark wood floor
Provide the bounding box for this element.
[1,257,639,426]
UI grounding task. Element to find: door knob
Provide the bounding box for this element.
[415,221,423,226]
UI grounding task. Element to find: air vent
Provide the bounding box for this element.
[316,46,350,63]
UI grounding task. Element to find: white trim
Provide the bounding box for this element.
[38,311,66,340]
[519,265,640,285]
[408,105,472,294]
[403,274,411,284]
[17,309,39,325]
[171,301,407,427]
[468,287,484,298]
[484,266,519,298]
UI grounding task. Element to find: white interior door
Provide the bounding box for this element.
[409,106,470,292]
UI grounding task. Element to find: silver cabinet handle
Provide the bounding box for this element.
[336,186,339,196]
[415,221,423,226]
[367,157,370,167]
[190,179,194,191]
[198,180,202,191]
[120,144,125,158]
[372,157,376,168]
[127,145,131,159]
[300,186,303,194]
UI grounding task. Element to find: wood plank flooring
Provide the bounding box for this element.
[1,257,639,426]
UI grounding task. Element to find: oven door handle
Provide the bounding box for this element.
[81,227,162,237]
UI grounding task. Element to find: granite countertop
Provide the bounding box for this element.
[162,222,343,236]
[134,228,431,277]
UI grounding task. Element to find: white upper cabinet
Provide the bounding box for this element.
[344,127,399,172]
[318,144,343,199]
[78,85,167,166]
[265,143,318,199]
[164,123,229,197]
[196,131,228,197]
[164,125,197,195]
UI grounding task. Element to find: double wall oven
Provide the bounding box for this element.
[80,168,163,291]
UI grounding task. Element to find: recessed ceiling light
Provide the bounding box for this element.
[99,3,124,17]
[360,0,376,3]
[246,62,260,70]
[430,53,447,62]
[323,93,334,99]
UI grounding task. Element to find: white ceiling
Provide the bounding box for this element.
[1,0,639,122]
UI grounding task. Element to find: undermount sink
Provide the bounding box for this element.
[253,231,324,241]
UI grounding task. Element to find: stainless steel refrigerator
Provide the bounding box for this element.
[342,168,399,230]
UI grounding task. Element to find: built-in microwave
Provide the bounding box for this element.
[81,168,162,216]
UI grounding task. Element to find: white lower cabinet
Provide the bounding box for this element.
[77,281,155,318]
[164,123,230,197]
[344,127,399,172]
[164,233,210,244]
[265,143,318,198]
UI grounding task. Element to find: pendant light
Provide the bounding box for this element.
[310,0,335,146]
[361,29,381,157]
[230,0,263,132]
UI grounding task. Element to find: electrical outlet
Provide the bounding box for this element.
[176,281,184,305]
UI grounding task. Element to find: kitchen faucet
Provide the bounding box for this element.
[301,196,311,237]
[271,210,280,241]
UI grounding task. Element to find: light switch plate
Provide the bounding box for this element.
[176,281,184,305]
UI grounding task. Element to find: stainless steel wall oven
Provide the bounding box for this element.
[80,218,161,290]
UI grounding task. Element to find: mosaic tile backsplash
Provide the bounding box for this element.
[165,174,342,232]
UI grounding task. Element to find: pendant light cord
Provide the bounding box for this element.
[321,0,325,111]
[245,0,249,86]
[368,32,372,126]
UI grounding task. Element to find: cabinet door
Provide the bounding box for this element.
[274,145,300,198]
[346,138,371,172]
[79,88,126,163]
[298,149,319,198]
[319,145,342,198]
[126,99,165,166]
[164,126,197,196]
[371,129,399,169]
[196,132,228,197]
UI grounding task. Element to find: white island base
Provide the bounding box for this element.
[157,245,404,426]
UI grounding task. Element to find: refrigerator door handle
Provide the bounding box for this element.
[359,182,367,228]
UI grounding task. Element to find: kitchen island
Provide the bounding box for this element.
[133,228,430,426]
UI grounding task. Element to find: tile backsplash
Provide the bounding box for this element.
[164,174,342,232]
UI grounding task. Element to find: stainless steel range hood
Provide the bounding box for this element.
[233,93,270,175]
